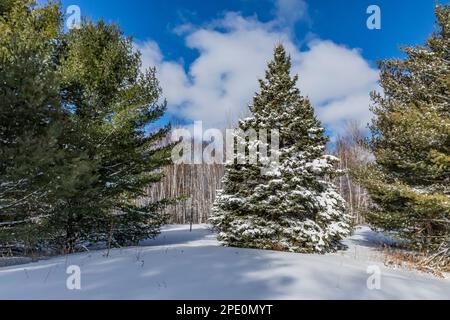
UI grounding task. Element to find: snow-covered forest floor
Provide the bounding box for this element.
[0,225,449,300]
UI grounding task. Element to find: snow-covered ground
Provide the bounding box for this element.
[0,225,449,300]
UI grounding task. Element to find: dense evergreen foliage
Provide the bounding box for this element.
[0,0,172,253]
[211,45,351,253]
[359,5,450,253]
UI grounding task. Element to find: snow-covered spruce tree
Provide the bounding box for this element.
[211,45,351,253]
[358,5,450,253]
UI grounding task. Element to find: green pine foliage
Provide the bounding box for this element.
[0,0,75,247]
[359,5,450,252]
[211,45,351,253]
[53,20,173,251]
[0,1,172,253]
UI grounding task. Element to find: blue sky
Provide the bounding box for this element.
[57,0,441,136]
[60,0,438,63]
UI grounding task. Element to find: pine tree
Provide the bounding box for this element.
[0,1,173,253]
[359,5,450,253]
[211,45,351,253]
[51,20,173,251]
[0,0,80,247]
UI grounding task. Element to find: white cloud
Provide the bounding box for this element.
[292,40,380,134]
[137,9,379,135]
[274,0,309,27]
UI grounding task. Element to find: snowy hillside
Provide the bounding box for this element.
[0,225,449,300]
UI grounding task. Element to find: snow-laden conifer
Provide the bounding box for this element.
[211,45,351,253]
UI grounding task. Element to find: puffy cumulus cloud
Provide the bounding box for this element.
[138,41,189,107]
[292,40,380,133]
[136,10,379,135]
[274,0,310,27]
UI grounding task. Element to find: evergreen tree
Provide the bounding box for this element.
[52,20,173,251]
[359,5,450,252]
[0,0,79,247]
[0,1,172,253]
[211,45,351,253]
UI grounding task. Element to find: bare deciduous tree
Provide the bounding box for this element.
[334,121,373,224]
[142,122,373,225]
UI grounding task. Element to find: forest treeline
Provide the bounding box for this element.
[142,123,370,226]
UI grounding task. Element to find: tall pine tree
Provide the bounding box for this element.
[0,0,82,248]
[359,5,450,253]
[52,19,173,251]
[0,1,173,253]
[211,45,351,253]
